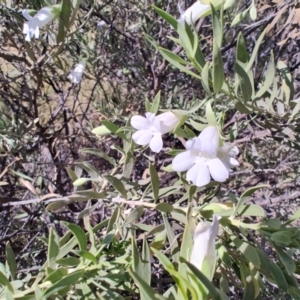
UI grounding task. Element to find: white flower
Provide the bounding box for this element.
[97,20,107,29]
[22,7,56,42]
[131,112,180,153]
[172,126,238,186]
[69,62,86,84]
[178,0,210,25]
[190,215,219,278]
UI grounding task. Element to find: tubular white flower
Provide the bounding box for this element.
[177,0,210,25]
[69,62,86,84]
[190,215,219,277]
[22,7,56,42]
[172,126,238,186]
[131,112,180,153]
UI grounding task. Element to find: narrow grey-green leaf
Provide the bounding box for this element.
[42,270,85,298]
[123,206,144,227]
[149,164,160,202]
[151,90,161,114]
[57,0,71,43]
[48,227,60,270]
[105,175,127,200]
[213,38,224,93]
[63,222,87,251]
[5,242,16,280]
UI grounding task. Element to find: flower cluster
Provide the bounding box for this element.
[172,126,239,187]
[131,112,180,153]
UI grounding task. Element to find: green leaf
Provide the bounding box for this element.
[211,3,223,47]
[246,27,267,72]
[278,60,294,103]
[80,148,116,166]
[72,178,92,187]
[206,101,217,126]
[145,98,152,112]
[123,206,144,227]
[149,164,160,202]
[272,243,295,275]
[201,62,212,95]
[152,5,178,29]
[231,8,250,27]
[47,201,69,212]
[42,270,85,298]
[106,209,120,237]
[271,231,292,247]
[57,0,71,43]
[92,125,111,136]
[142,236,151,286]
[73,250,97,264]
[239,263,256,300]
[0,270,13,293]
[255,51,275,99]
[155,203,174,213]
[218,245,232,267]
[5,242,16,280]
[129,268,166,300]
[151,91,161,114]
[48,227,60,270]
[184,259,229,300]
[102,121,128,140]
[212,38,224,93]
[75,190,107,199]
[179,208,193,269]
[232,238,261,268]
[158,48,201,80]
[56,257,80,267]
[152,248,191,299]
[236,62,253,103]
[270,261,288,291]
[105,175,127,200]
[62,222,87,251]
[45,267,68,283]
[233,184,269,216]
[189,119,207,131]
[249,2,257,20]
[236,204,266,217]
[163,214,179,263]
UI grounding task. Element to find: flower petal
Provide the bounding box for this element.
[190,214,219,272]
[172,151,196,172]
[199,126,219,157]
[207,158,229,182]
[190,222,211,269]
[186,137,202,152]
[22,10,33,21]
[34,7,55,27]
[132,130,153,145]
[145,112,156,123]
[149,133,163,153]
[156,112,180,134]
[186,162,211,187]
[131,115,151,130]
[178,1,210,25]
[230,146,239,156]
[34,25,40,39]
